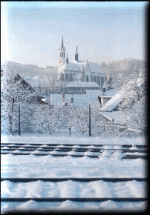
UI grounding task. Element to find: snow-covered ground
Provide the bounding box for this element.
[1,135,148,213]
[1,134,146,145]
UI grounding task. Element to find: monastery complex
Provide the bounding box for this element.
[58,37,106,90]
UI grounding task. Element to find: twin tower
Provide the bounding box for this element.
[59,37,79,66]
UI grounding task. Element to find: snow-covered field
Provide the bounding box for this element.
[1,135,148,213]
[1,134,146,145]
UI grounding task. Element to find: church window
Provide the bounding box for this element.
[65,73,68,81]
[86,75,89,82]
[90,75,92,82]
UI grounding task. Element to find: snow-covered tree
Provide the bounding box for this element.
[75,106,89,136]
[125,95,146,133]
[100,58,146,89]
[1,62,44,134]
[118,74,146,133]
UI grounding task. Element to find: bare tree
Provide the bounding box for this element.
[40,71,67,106]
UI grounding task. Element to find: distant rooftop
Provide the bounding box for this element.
[100,111,127,126]
[65,81,100,88]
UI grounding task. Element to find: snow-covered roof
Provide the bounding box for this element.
[86,62,104,74]
[100,75,145,112]
[126,128,142,133]
[99,89,119,97]
[41,98,47,102]
[65,81,100,88]
[100,111,127,125]
[72,60,86,64]
[60,62,83,71]
[100,90,124,112]
[99,95,113,98]
[23,76,50,88]
[60,60,104,74]
[119,128,143,137]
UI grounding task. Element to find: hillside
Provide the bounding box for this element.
[1,61,58,79]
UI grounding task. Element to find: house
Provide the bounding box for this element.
[1,73,50,135]
[98,95,113,107]
[119,128,143,137]
[98,111,128,134]
[100,73,145,112]
[11,73,48,105]
[98,73,145,136]
[62,81,100,94]
[98,88,119,108]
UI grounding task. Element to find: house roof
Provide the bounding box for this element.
[119,128,143,137]
[100,111,127,126]
[60,62,83,71]
[99,89,119,97]
[65,81,100,88]
[100,90,124,112]
[86,62,104,74]
[100,76,145,112]
[98,95,112,98]
[24,76,50,88]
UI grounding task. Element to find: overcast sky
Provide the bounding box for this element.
[2,1,148,67]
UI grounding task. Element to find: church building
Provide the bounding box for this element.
[58,37,106,90]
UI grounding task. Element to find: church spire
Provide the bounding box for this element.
[76,46,78,54]
[59,36,66,66]
[75,46,79,61]
[61,36,64,48]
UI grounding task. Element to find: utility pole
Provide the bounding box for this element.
[11,98,14,134]
[9,115,12,134]
[89,104,91,137]
[18,104,21,136]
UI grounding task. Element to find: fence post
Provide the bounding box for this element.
[89,104,91,136]
[69,128,71,136]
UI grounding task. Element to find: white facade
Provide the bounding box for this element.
[58,37,106,89]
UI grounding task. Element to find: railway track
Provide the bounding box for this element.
[1,142,147,212]
[1,143,148,159]
[1,178,148,202]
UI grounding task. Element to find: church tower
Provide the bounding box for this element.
[59,37,66,66]
[75,46,79,61]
